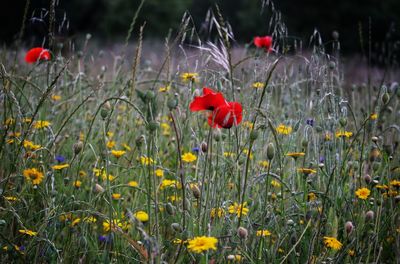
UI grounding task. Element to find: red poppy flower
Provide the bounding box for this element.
[254,36,273,52]
[189,87,226,111]
[208,102,243,129]
[25,47,51,64]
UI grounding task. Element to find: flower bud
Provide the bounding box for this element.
[193,89,201,97]
[250,130,259,141]
[167,98,178,110]
[201,141,208,153]
[146,121,159,132]
[365,210,374,222]
[213,129,222,142]
[382,93,390,104]
[135,135,145,148]
[371,136,378,143]
[267,143,275,160]
[191,184,201,199]
[364,174,372,184]
[345,221,354,234]
[332,31,339,40]
[171,223,182,233]
[339,117,347,127]
[328,61,336,70]
[100,108,109,119]
[94,183,105,193]
[145,91,155,100]
[166,203,175,215]
[286,219,295,226]
[237,227,248,239]
[73,141,84,155]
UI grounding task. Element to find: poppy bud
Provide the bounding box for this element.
[147,121,159,132]
[145,91,155,100]
[201,141,208,153]
[104,101,112,110]
[332,31,339,40]
[100,109,109,119]
[371,136,378,143]
[339,117,347,127]
[237,227,248,239]
[267,143,275,160]
[171,223,182,233]
[365,210,374,221]
[73,141,84,155]
[135,135,145,148]
[94,183,105,193]
[166,203,175,215]
[184,198,191,211]
[382,92,390,104]
[167,98,178,110]
[250,130,259,141]
[214,129,222,142]
[345,221,354,234]
[191,184,201,199]
[328,61,336,70]
[286,219,295,226]
[364,174,372,184]
[301,139,308,148]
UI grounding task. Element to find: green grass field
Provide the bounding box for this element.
[1,7,400,263]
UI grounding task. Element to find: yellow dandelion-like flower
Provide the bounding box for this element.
[33,120,51,129]
[187,236,218,254]
[4,196,18,202]
[242,121,254,129]
[180,72,198,83]
[375,184,389,190]
[256,229,271,237]
[140,156,154,165]
[335,131,353,138]
[23,140,41,150]
[323,236,342,250]
[228,202,249,217]
[210,207,225,218]
[159,85,171,92]
[23,118,32,123]
[73,180,82,188]
[348,249,355,257]
[155,169,164,177]
[112,193,121,200]
[252,82,264,89]
[79,170,87,177]
[51,95,61,101]
[102,219,130,232]
[276,124,292,135]
[355,187,371,200]
[259,160,269,168]
[71,218,81,227]
[133,211,149,222]
[270,180,281,188]
[297,168,317,174]
[107,131,114,138]
[4,118,15,126]
[52,163,70,170]
[168,195,181,202]
[18,229,37,236]
[224,152,235,158]
[111,150,126,158]
[23,168,44,185]
[324,132,332,141]
[102,174,115,182]
[181,152,197,163]
[390,180,400,188]
[172,238,187,244]
[160,179,181,190]
[106,140,116,149]
[122,143,131,151]
[286,152,305,158]
[243,149,253,159]
[128,181,138,187]
[161,122,171,136]
[83,216,97,223]
[308,192,317,201]
[370,113,378,120]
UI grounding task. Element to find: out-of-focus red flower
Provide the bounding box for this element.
[189,87,226,111]
[254,36,273,52]
[189,87,242,129]
[208,102,243,129]
[25,47,51,64]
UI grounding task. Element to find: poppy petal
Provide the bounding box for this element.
[189,87,227,111]
[25,47,51,64]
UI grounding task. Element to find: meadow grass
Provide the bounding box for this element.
[1,5,400,264]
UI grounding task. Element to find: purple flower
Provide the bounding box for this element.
[192,147,200,153]
[55,155,65,163]
[319,156,325,163]
[99,234,112,244]
[306,118,314,127]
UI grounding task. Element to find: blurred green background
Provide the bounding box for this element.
[1,0,400,53]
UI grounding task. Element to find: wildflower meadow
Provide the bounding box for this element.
[1,1,400,263]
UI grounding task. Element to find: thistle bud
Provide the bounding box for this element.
[365,210,374,222]
[382,93,390,104]
[73,141,84,155]
[100,108,109,119]
[171,223,182,233]
[267,143,275,160]
[237,227,248,239]
[345,221,354,234]
[201,141,208,153]
[94,183,105,193]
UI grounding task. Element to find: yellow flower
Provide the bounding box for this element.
[297,168,317,174]
[270,180,281,188]
[79,170,87,177]
[102,219,130,232]
[286,152,305,158]
[107,131,114,138]
[71,218,81,227]
[23,168,44,185]
[122,143,131,151]
[182,152,197,163]
[335,131,353,138]
[161,122,171,136]
[187,236,218,254]
[256,229,271,237]
[106,140,115,149]
[52,164,70,170]
[172,238,187,244]
[259,160,269,168]
[242,121,254,129]
[224,152,235,157]
[23,140,41,150]
[324,132,332,141]
[168,195,181,202]
[243,149,253,159]
[323,236,342,250]
[355,187,371,200]
[133,211,149,222]
[159,84,171,92]
[210,207,225,218]
[4,118,15,126]
[308,192,317,201]
[276,124,292,135]
[4,196,18,202]
[111,150,126,158]
[252,82,264,89]
[128,181,138,187]
[23,118,32,123]
[33,120,51,129]
[73,180,82,188]
[390,180,400,188]
[348,249,355,257]
[375,184,389,190]
[180,72,198,83]
[112,193,121,200]
[83,216,97,223]
[102,174,115,182]
[18,229,37,236]
[155,169,164,177]
[370,113,378,120]
[160,179,181,190]
[140,156,154,165]
[51,95,61,101]
[228,202,249,217]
